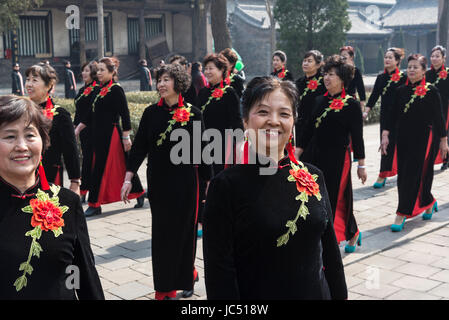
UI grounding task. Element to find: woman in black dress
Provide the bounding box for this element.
[340,46,366,109]
[294,50,326,151]
[381,54,448,232]
[271,50,294,81]
[219,48,245,98]
[427,46,449,169]
[85,57,144,217]
[198,53,243,175]
[297,55,367,253]
[74,61,99,202]
[122,64,212,300]
[24,64,81,195]
[203,76,347,299]
[365,48,406,188]
[0,95,103,299]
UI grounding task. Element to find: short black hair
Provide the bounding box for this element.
[323,55,355,89]
[304,50,324,65]
[156,64,191,94]
[0,95,51,152]
[242,76,298,121]
[203,53,228,80]
[272,50,287,63]
[408,54,427,70]
[169,55,188,66]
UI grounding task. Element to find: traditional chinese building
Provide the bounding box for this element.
[0,0,212,84]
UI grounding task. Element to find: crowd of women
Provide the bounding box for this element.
[0,43,448,300]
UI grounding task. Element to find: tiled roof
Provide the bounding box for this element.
[348,9,392,35]
[232,2,277,30]
[381,0,438,28]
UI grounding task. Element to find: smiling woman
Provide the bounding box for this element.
[0,95,104,300]
[203,76,347,300]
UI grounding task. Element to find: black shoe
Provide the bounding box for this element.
[441,162,448,171]
[134,194,145,208]
[181,273,199,298]
[163,296,178,300]
[80,195,87,204]
[85,206,101,217]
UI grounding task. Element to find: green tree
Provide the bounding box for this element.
[0,0,43,33]
[274,0,351,77]
[354,46,365,74]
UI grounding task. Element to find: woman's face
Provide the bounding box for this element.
[81,65,93,84]
[341,50,353,64]
[96,62,113,84]
[0,115,42,186]
[384,51,398,70]
[302,55,319,75]
[272,55,284,71]
[407,59,426,83]
[323,68,344,94]
[157,73,177,101]
[244,88,294,160]
[204,62,224,86]
[25,73,51,103]
[430,50,445,70]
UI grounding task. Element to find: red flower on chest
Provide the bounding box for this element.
[307,80,318,90]
[391,73,401,82]
[83,86,93,96]
[289,168,320,196]
[99,86,109,97]
[212,88,224,98]
[30,199,65,232]
[172,108,191,123]
[415,85,428,97]
[439,69,448,80]
[329,98,345,110]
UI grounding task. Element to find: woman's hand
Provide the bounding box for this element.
[440,137,449,160]
[122,137,132,152]
[362,106,370,120]
[121,182,132,204]
[69,181,80,196]
[380,131,389,155]
[357,167,367,184]
[121,171,135,203]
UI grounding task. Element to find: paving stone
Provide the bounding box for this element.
[107,281,154,300]
[361,255,408,270]
[101,268,145,285]
[350,282,401,299]
[395,262,442,278]
[396,251,443,265]
[428,283,449,298]
[392,275,441,292]
[431,258,449,270]
[386,289,442,300]
[429,269,449,283]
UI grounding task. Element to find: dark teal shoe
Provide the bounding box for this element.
[391,217,406,232]
[373,178,387,189]
[423,201,438,220]
[345,232,362,253]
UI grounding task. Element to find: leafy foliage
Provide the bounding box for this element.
[274,0,351,77]
[0,0,43,33]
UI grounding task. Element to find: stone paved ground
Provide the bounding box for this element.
[79,121,449,300]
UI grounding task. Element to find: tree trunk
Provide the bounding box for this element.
[265,0,276,54]
[210,0,232,52]
[79,0,86,66]
[96,0,104,58]
[138,2,146,61]
[193,0,209,60]
[437,0,449,50]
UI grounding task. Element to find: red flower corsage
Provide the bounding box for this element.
[83,86,93,96]
[329,98,345,110]
[173,107,191,123]
[212,88,224,99]
[277,162,322,247]
[439,69,448,80]
[14,186,68,292]
[404,77,430,113]
[307,80,319,91]
[315,90,351,128]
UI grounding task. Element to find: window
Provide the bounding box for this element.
[127,16,164,54]
[3,15,51,57]
[69,15,112,54]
